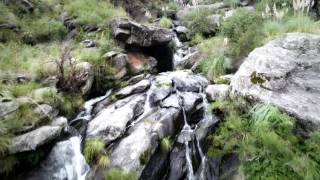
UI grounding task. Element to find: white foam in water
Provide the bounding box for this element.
[72,90,112,123]
[70,136,89,180]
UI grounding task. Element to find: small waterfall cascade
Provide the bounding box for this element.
[68,136,90,180]
[71,90,112,123]
[31,91,114,180]
[66,90,113,178]
[175,85,215,180]
[30,136,90,180]
[172,32,198,70]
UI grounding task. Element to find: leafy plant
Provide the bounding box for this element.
[160,136,172,153]
[181,8,213,37]
[220,8,264,58]
[84,138,105,165]
[159,16,172,28]
[200,55,226,82]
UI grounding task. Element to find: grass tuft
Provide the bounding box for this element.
[104,168,138,180]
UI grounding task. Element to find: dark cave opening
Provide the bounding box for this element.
[125,44,174,73]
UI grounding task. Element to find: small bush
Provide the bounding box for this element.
[159,16,172,28]
[200,55,226,82]
[181,8,213,37]
[104,168,138,180]
[84,138,105,164]
[0,133,11,157]
[98,155,109,168]
[220,8,264,58]
[160,137,172,153]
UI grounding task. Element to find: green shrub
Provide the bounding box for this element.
[20,16,67,44]
[104,168,138,180]
[3,104,43,132]
[159,16,172,28]
[200,55,226,82]
[0,133,11,157]
[98,155,109,168]
[160,137,172,153]
[208,99,320,180]
[84,139,105,164]
[181,8,213,37]
[262,15,320,42]
[220,8,263,58]
[63,0,126,27]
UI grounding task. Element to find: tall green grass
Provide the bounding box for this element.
[209,99,320,180]
[63,0,126,26]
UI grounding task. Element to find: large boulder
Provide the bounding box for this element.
[111,18,174,47]
[206,84,230,102]
[231,33,320,132]
[9,126,62,154]
[86,94,145,144]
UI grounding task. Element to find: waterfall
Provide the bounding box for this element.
[197,138,206,180]
[69,136,90,180]
[185,140,195,180]
[71,90,112,123]
[128,81,156,128]
[29,136,89,180]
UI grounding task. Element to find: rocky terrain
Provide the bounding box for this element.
[1,0,320,180]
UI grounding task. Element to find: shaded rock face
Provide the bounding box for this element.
[311,0,320,18]
[111,18,174,47]
[111,18,174,72]
[104,51,158,79]
[231,33,320,132]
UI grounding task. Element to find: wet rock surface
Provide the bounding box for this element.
[84,70,219,179]
[231,33,320,132]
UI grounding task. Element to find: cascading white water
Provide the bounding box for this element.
[32,136,90,180]
[128,82,156,128]
[185,140,195,180]
[196,86,214,180]
[70,136,90,180]
[177,90,196,180]
[197,138,206,180]
[176,85,213,180]
[173,33,199,70]
[73,90,112,122]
